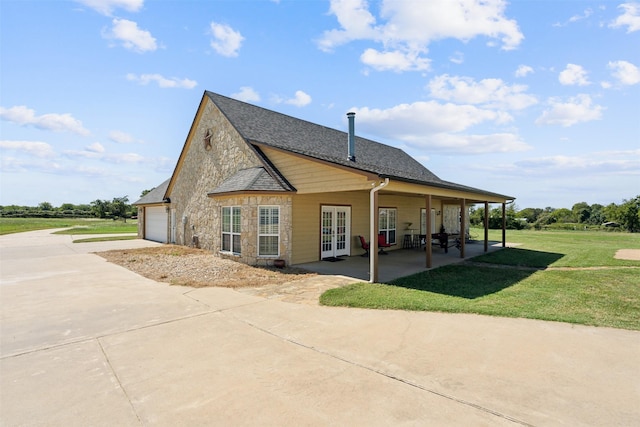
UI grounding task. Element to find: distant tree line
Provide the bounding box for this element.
[470,195,640,233]
[0,196,136,221]
[2,193,639,232]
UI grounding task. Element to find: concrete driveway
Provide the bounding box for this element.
[1,230,638,426]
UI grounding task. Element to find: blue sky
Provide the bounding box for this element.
[1,0,638,209]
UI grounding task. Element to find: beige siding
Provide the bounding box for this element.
[260,147,373,193]
[291,192,369,264]
[290,192,445,264]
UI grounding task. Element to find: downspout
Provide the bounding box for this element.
[370,178,389,283]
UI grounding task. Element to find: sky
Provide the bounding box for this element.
[1,0,638,210]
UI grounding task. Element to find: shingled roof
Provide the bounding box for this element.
[206,91,512,200]
[208,167,289,195]
[133,178,170,205]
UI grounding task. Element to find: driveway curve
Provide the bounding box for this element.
[1,230,638,426]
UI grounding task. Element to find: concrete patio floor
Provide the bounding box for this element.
[297,240,508,283]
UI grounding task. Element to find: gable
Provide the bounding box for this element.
[258,146,374,193]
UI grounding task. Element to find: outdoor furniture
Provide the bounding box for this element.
[402,234,413,249]
[358,235,369,257]
[378,234,392,255]
[431,233,462,253]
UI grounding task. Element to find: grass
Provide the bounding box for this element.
[73,235,138,243]
[321,229,640,330]
[0,217,137,235]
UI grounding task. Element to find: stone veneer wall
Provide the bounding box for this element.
[136,206,144,238]
[168,96,292,266]
[211,194,293,266]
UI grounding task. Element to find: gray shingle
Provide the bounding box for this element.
[207,92,440,183]
[206,91,513,200]
[208,167,288,195]
[133,178,170,205]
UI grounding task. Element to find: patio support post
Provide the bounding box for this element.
[370,178,389,283]
[502,202,507,248]
[425,194,432,268]
[460,198,466,258]
[484,201,489,252]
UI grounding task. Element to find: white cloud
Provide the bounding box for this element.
[317,0,378,52]
[209,22,244,57]
[126,73,197,88]
[318,0,523,72]
[105,152,146,164]
[109,130,135,143]
[610,3,640,33]
[0,106,90,136]
[64,145,145,164]
[449,51,464,65]
[87,142,105,153]
[103,18,157,53]
[284,90,312,107]
[558,64,590,86]
[422,132,531,154]
[352,101,509,135]
[553,8,593,27]
[75,0,143,16]
[427,74,537,110]
[514,150,640,176]
[348,101,530,154]
[0,140,56,158]
[608,60,640,85]
[232,87,261,103]
[535,94,604,127]
[360,48,430,72]
[515,64,533,77]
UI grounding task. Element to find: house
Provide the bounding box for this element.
[134,91,514,282]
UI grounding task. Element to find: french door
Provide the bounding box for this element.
[321,206,351,259]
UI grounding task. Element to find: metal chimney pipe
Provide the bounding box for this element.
[347,112,355,162]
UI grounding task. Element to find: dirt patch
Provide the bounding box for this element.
[614,249,640,261]
[97,245,316,288]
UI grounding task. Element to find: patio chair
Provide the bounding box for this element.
[358,235,369,257]
[377,234,392,255]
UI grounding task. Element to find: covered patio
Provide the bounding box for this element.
[297,239,509,283]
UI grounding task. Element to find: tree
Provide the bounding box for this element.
[38,201,53,211]
[588,204,606,225]
[549,208,576,224]
[618,196,640,232]
[571,202,591,223]
[517,207,542,223]
[90,199,110,218]
[469,207,485,226]
[111,196,129,221]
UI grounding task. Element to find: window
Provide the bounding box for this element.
[378,208,397,245]
[258,206,279,257]
[421,208,437,234]
[222,206,241,254]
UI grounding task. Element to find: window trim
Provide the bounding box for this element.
[378,207,397,245]
[221,206,241,255]
[258,205,280,258]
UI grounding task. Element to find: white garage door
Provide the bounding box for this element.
[145,206,167,243]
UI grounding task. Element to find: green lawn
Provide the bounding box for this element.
[320,229,640,330]
[0,217,137,235]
